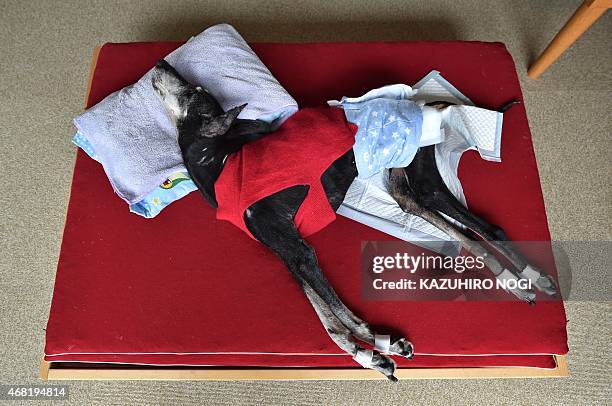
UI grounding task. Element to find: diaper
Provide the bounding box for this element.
[336,70,504,251]
[342,98,424,179]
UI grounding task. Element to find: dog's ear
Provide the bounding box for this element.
[199,103,247,138]
[151,59,192,122]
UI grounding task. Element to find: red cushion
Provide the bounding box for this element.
[44,40,568,369]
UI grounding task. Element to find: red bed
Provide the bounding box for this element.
[44,40,568,374]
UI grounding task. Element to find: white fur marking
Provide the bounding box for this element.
[155,74,186,120]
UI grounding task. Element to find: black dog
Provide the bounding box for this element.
[152,60,557,380]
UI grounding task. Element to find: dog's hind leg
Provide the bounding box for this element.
[388,168,538,303]
[244,186,409,379]
[400,146,557,296]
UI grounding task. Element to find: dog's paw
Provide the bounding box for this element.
[370,352,398,382]
[535,273,558,297]
[497,269,536,304]
[388,337,414,359]
[521,265,558,297]
[354,349,398,381]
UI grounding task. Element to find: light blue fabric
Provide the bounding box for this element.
[342,98,423,179]
[73,132,197,218]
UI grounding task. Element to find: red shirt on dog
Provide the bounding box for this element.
[215,107,356,238]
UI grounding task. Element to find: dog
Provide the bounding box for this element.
[152,60,557,381]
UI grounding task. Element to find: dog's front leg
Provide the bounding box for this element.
[301,284,399,381]
[244,186,410,379]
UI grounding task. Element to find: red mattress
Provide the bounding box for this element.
[45,40,568,369]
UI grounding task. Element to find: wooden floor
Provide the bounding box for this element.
[40,355,568,381]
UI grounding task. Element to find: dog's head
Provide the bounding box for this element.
[151,59,245,141]
[152,60,247,208]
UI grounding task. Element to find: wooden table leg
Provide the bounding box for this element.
[40,357,51,380]
[528,0,610,79]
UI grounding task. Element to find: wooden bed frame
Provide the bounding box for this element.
[40,356,568,380]
[40,46,569,381]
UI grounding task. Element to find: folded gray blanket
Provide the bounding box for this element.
[74,23,298,204]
